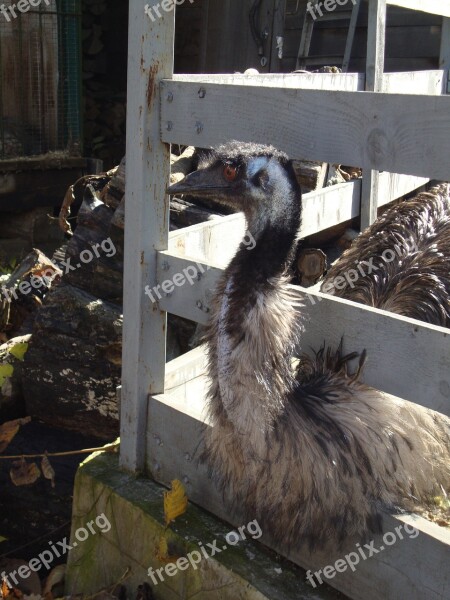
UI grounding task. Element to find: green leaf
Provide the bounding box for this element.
[0,364,14,386]
[8,342,29,362]
[0,535,7,543]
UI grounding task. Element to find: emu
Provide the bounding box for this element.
[168,141,450,550]
[321,183,450,326]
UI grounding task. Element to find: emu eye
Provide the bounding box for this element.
[223,164,238,182]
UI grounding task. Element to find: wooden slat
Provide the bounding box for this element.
[387,0,450,18]
[382,70,444,94]
[120,1,174,472]
[377,172,428,206]
[342,0,362,72]
[172,72,365,90]
[175,70,444,94]
[160,81,450,180]
[146,373,450,600]
[166,172,426,256]
[156,254,450,416]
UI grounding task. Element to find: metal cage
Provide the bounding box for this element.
[0,0,81,160]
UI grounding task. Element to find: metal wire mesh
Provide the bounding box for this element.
[0,0,81,160]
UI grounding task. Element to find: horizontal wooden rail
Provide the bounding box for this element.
[174,70,445,95]
[161,81,450,180]
[387,0,450,17]
[156,251,450,417]
[166,174,428,261]
[146,355,450,600]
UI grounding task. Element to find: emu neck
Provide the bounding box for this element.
[213,192,302,450]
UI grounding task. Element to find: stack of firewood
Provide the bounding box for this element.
[17,149,213,438]
[82,0,127,169]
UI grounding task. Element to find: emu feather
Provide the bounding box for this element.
[322,183,450,326]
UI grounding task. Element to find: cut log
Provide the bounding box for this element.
[292,160,328,192]
[22,283,122,439]
[170,146,195,185]
[58,172,112,235]
[170,198,221,228]
[0,249,61,336]
[297,248,327,286]
[99,157,125,210]
[64,185,123,303]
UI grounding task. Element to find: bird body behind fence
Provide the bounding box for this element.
[168,141,450,550]
[321,183,450,326]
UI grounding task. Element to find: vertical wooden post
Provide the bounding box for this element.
[361,0,386,230]
[342,0,362,73]
[440,18,450,95]
[120,1,175,472]
[269,0,285,72]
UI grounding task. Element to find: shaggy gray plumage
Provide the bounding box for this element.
[168,143,450,551]
[321,183,450,326]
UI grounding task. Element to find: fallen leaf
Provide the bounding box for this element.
[42,564,65,596]
[1,579,9,599]
[10,459,41,486]
[7,342,28,362]
[41,455,56,488]
[0,417,31,453]
[155,535,182,564]
[156,536,169,562]
[164,479,188,525]
[0,364,14,387]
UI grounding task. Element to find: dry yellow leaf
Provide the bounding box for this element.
[0,417,31,453]
[10,459,41,487]
[156,536,169,562]
[155,534,183,564]
[1,578,9,599]
[164,479,188,525]
[41,454,56,488]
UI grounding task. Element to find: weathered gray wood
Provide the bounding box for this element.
[376,172,428,206]
[296,8,315,70]
[361,0,386,230]
[146,359,450,600]
[120,1,174,472]
[176,70,444,94]
[387,0,450,17]
[440,18,450,70]
[173,72,365,90]
[342,0,361,72]
[156,254,450,417]
[166,174,427,259]
[382,70,444,94]
[161,81,450,180]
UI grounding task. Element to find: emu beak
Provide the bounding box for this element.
[167,169,230,197]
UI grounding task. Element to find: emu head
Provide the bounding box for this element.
[168,141,301,233]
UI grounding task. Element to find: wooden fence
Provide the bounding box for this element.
[120,1,450,598]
